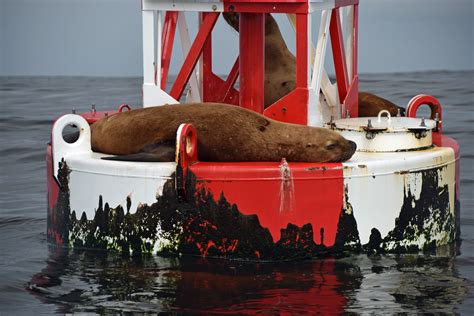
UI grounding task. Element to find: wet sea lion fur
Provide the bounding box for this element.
[91,103,357,163]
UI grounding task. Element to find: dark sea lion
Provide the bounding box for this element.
[91,103,356,162]
[358,92,405,117]
[223,13,404,117]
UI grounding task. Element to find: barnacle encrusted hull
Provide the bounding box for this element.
[47,162,457,260]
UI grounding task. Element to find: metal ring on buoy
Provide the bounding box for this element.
[118,104,131,112]
[184,127,197,159]
[185,132,196,158]
[177,123,198,161]
[51,114,92,182]
[53,114,90,148]
[377,110,391,123]
[406,94,442,133]
[407,95,442,120]
[176,123,198,201]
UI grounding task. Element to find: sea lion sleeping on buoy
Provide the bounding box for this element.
[91,103,357,162]
[223,13,405,117]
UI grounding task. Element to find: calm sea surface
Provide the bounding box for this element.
[1,72,473,314]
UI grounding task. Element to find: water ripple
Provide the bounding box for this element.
[0,73,473,314]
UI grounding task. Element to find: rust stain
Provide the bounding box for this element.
[394,170,411,175]
[306,166,328,172]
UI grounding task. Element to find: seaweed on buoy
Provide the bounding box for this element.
[382,167,455,253]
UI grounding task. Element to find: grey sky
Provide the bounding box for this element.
[1,0,473,77]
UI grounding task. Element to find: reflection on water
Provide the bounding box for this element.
[28,247,467,314]
[0,73,473,313]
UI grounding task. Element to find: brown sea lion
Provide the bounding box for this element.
[223,13,404,117]
[91,103,356,162]
[358,92,403,117]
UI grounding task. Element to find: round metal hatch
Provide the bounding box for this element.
[328,111,437,152]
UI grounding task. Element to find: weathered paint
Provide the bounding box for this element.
[188,161,345,247]
[48,148,457,259]
[48,124,459,259]
[332,116,437,152]
[47,107,460,259]
[343,147,456,249]
[66,154,175,220]
[49,162,357,260]
[381,166,455,253]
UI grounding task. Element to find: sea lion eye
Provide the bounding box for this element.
[326,143,337,150]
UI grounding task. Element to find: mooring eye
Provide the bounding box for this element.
[62,124,80,144]
[414,104,431,118]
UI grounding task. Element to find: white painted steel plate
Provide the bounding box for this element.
[331,116,437,152]
[334,116,436,131]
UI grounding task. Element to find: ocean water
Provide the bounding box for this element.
[0,72,473,314]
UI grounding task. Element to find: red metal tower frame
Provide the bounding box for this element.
[156,0,359,125]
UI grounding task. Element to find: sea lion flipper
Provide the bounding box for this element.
[101,140,175,162]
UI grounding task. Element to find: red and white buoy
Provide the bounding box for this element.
[46,0,460,259]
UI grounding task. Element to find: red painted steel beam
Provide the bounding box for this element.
[219,56,240,102]
[330,8,349,104]
[296,13,309,88]
[202,12,214,102]
[224,4,307,14]
[344,76,358,117]
[335,0,359,8]
[352,4,358,78]
[224,1,308,14]
[239,13,265,113]
[170,12,219,101]
[161,11,178,90]
[263,88,308,125]
[226,0,306,2]
[351,4,359,116]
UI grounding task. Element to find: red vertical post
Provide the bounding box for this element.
[239,13,265,113]
[201,12,213,102]
[219,56,240,102]
[161,11,178,90]
[351,4,359,117]
[352,5,358,79]
[296,13,309,88]
[330,8,349,103]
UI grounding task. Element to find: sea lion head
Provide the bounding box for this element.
[223,12,275,33]
[301,127,357,163]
